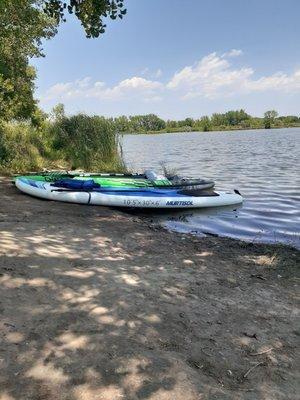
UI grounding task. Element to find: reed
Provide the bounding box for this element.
[0,114,126,174]
[50,114,126,172]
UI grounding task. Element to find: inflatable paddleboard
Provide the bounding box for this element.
[15,177,243,209]
[14,171,215,190]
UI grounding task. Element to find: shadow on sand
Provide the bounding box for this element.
[0,179,299,399]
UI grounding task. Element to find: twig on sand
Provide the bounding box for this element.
[243,362,264,378]
[201,348,212,357]
[250,347,273,356]
[243,332,258,340]
[250,274,267,280]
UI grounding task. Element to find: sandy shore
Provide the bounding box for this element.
[0,177,299,400]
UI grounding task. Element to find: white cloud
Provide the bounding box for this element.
[76,77,92,88]
[245,71,300,92]
[117,76,161,90]
[41,51,300,109]
[167,52,300,99]
[167,52,253,98]
[102,76,163,100]
[43,76,162,102]
[222,49,243,57]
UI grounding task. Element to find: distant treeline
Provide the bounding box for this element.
[113,109,300,134]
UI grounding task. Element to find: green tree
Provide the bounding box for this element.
[0,1,127,121]
[0,0,56,120]
[166,120,178,129]
[128,114,166,132]
[224,109,250,126]
[210,109,251,128]
[44,0,127,38]
[211,113,227,127]
[264,110,278,129]
[278,115,299,124]
[183,117,194,127]
[51,103,66,121]
[114,115,130,132]
[200,116,211,132]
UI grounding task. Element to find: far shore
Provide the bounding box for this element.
[124,124,300,135]
[0,176,299,399]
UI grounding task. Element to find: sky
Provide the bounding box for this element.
[33,0,300,119]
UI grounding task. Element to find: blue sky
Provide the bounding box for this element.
[33,0,300,119]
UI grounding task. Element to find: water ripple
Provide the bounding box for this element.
[123,128,300,248]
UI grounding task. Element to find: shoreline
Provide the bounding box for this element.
[123,125,300,135]
[0,177,299,399]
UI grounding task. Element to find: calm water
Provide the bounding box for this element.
[123,128,300,248]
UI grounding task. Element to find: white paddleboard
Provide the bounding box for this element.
[15,178,243,209]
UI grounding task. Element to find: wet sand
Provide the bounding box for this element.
[0,177,299,400]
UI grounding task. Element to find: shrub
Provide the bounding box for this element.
[0,121,46,173]
[50,114,125,171]
[0,113,126,174]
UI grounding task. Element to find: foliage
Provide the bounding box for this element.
[44,0,127,38]
[132,114,166,132]
[178,118,194,127]
[51,103,66,121]
[113,114,166,133]
[0,110,126,173]
[264,110,279,129]
[50,113,125,171]
[198,116,211,132]
[114,115,131,133]
[0,121,48,172]
[115,109,299,134]
[211,109,250,127]
[273,118,300,129]
[0,0,57,120]
[277,115,299,124]
[0,1,126,121]
[0,105,299,174]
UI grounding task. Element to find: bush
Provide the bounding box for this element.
[0,113,125,174]
[0,121,46,173]
[50,114,125,171]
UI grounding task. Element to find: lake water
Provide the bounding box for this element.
[123,128,300,248]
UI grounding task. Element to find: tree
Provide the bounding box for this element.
[199,116,211,132]
[183,117,194,127]
[211,113,226,127]
[278,115,299,124]
[264,110,278,129]
[166,120,178,129]
[114,115,130,132]
[0,1,127,121]
[51,103,66,121]
[210,110,251,128]
[128,114,165,132]
[224,109,250,126]
[0,0,57,120]
[44,0,127,38]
